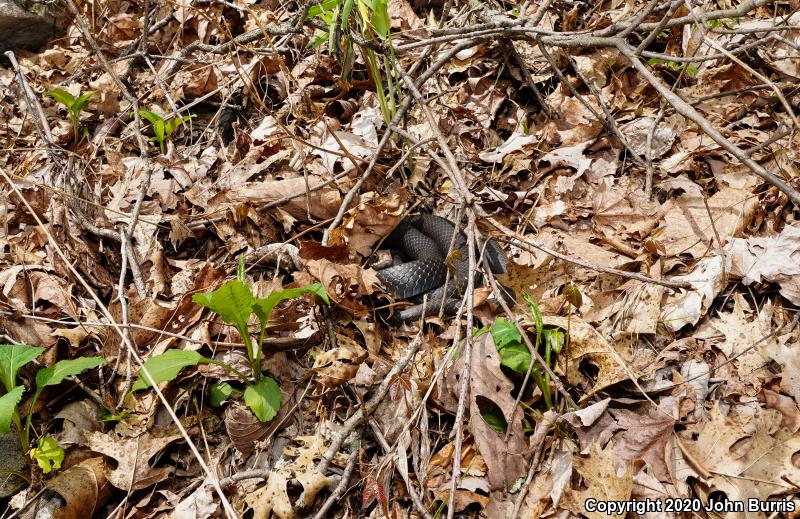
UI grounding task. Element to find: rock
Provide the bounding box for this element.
[0,0,66,53]
[0,431,28,497]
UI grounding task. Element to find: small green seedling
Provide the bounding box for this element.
[490,294,564,410]
[0,344,105,473]
[137,110,193,154]
[31,436,63,474]
[43,88,94,144]
[133,258,329,422]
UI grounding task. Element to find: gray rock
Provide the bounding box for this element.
[0,0,65,53]
[0,431,28,498]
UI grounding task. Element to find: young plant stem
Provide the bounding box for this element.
[240,331,260,382]
[22,389,44,451]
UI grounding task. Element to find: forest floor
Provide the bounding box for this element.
[2,0,800,517]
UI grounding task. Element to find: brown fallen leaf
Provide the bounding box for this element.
[425,440,490,513]
[544,315,632,400]
[659,186,757,259]
[246,435,330,519]
[561,442,633,519]
[312,334,368,387]
[224,399,290,457]
[299,259,380,315]
[169,476,218,519]
[45,457,113,519]
[609,407,675,482]
[54,400,102,446]
[329,189,407,259]
[678,404,800,502]
[727,224,800,305]
[762,389,800,433]
[444,332,527,491]
[84,428,183,491]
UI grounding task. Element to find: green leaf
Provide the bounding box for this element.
[480,407,507,433]
[164,114,191,141]
[544,328,565,355]
[524,293,543,334]
[71,91,94,116]
[472,326,489,337]
[490,317,521,350]
[340,0,354,31]
[0,344,44,392]
[138,109,163,126]
[132,349,209,391]
[31,436,64,474]
[236,254,246,282]
[499,342,532,373]
[491,318,532,373]
[210,381,238,407]
[371,0,390,39]
[138,109,167,153]
[244,377,282,422]
[251,283,329,327]
[193,280,255,333]
[44,88,76,108]
[307,0,342,18]
[357,0,370,35]
[0,386,24,434]
[35,356,105,390]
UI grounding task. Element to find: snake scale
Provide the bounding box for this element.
[375,214,511,321]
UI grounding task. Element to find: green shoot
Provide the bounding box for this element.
[43,88,94,144]
[490,292,565,410]
[646,57,699,77]
[133,257,329,422]
[307,0,398,123]
[137,110,193,154]
[0,344,104,473]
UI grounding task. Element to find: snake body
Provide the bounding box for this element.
[376,214,510,321]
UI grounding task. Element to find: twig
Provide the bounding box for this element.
[3,52,59,161]
[616,41,800,206]
[487,217,692,289]
[316,332,423,474]
[446,213,477,519]
[511,410,557,519]
[312,440,360,519]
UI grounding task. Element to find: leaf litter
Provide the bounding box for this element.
[1,0,800,517]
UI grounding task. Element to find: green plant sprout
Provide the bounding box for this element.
[490,293,565,410]
[133,258,329,422]
[136,110,193,154]
[43,88,94,144]
[307,0,398,123]
[0,344,105,474]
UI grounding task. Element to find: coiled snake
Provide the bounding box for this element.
[375,214,511,321]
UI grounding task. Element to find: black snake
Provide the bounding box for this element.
[375,214,512,321]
